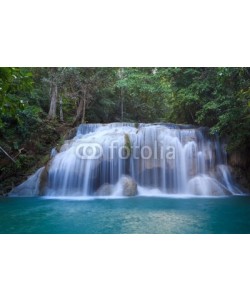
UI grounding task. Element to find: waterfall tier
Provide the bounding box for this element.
[10,123,243,197]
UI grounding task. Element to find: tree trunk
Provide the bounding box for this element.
[121,88,124,122]
[59,95,64,122]
[48,82,58,119]
[118,68,124,122]
[72,86,87,126]
[81,97,86,124]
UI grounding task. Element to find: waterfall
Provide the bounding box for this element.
[9,123,243,197]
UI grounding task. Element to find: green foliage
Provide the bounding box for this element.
[162,67,250,152]
[114,67,171,122]
[124,133,131,156]
[16,106,43,138]
[0,67,33,129]
[1,67,250,193]
[1,67,250,155]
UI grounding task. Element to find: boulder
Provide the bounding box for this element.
[188,175,230,196]
[120,175,138,196]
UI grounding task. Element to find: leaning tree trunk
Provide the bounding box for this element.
[48,82,58,120]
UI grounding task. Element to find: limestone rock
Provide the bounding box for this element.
[38,159,53,196]
[64,127,77,140]
[120,176,138,196]
[9,167,44,197]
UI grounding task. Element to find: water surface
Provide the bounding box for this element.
[0,196,250,234]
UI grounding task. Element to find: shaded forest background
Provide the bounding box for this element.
[1,67,250,193]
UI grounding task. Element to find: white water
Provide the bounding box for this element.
[43,123,242,197]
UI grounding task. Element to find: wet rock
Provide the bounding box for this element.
[9,167,44,197]
[38,159,53,196]
[120,176,138,196]
[188,175,230,196]
[64,127,77,140]
[60,140,73,152]
[95,183,114,196]
[228,150,250,191]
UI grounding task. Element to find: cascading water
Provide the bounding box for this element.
[10,123,243,197]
